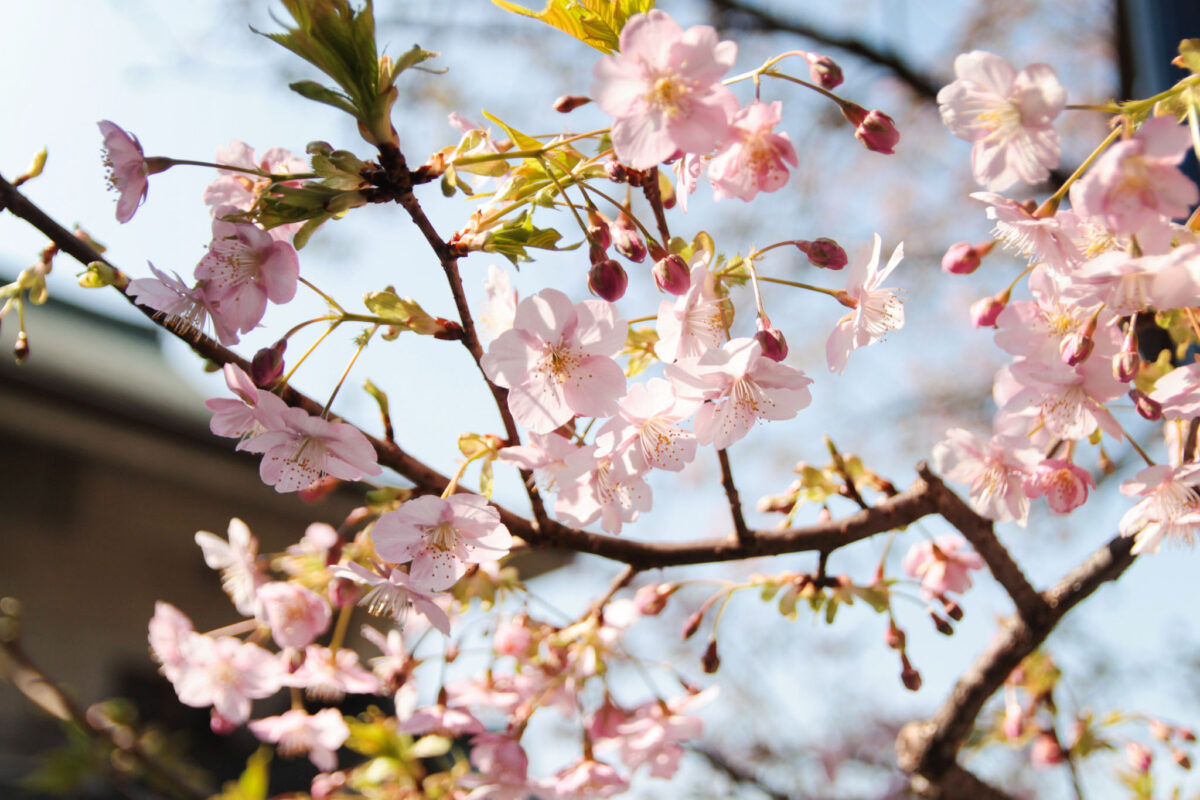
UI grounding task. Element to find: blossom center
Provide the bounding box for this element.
[426,521,459,551]
[648,74,690,117]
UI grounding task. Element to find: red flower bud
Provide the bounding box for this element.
[1113,327,1139,383]
[753,316,788,362]
[701,639,720,674]
[1130,389,1163,421]
[796,238,847,269]
[900,654,922,692]
[553,94,591,113]
[251,339,287,388]
[587,258,628,302]
[587,208,612,250]
[1059,330,1094,366]
[841,103,900,155]
[970,291,1008,328]
[612,211,646,263]
[653,253,691,295]
[884,622,906,650]
[604,160,628,183]
[805,52,843,89]
[930,610,954,636]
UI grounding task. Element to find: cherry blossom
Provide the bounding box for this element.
[255,581,331,650]
[667,338,813,450]
[127,264,239,345]
[1073,244,1200,317]
[596,378,700,472]
[655,264,729,362]
[480,264,518,343]
[970,192,1082,274]
[171,635,284,724]
[240,406,381,492]
[555,435,652,534]
[1071,116,1199,237]
[148,602,196,683]
[248,708,349,771]
[98,120,157,223]
[205,364,289,441]
[543,758,629,799]
[195,214,299,334]
[203,139,308,235]
[285,644,379,701]
[1023,458,1094,514]
[610,689,715,779]
[396,704,485,736]
[1151,362,1200,420]
[481,289,626,434]
[902,535,985,596]
[591,10,738,169]
[195,518,265,617]
[707,101,799,201]
[463,732,531,800]
[498,431,580,492]
[826,234,905,373]
[931,428,1038,525]
[936,51,1066,190]
[331,561,451,634]
[1119,463,1200,555]
[360,624,410,690]
[371,494,513,592]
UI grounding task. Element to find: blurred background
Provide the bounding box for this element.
[0,1,1197,797]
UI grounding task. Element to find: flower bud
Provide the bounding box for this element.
[328,576,361,609]
[604,160,628,183]
[1173,748,1192,769]
[1002,702,1024,739]
[1181,727,1197,743]
[588,258,628,302]
[1113,327,1139,383]
[553,94,591,113]
[612,211,646,263]
[1126,741,1153,774]
[841,103,900,155]
[805,52,843,89]
[653,253,691,295]
[884,622,905,650]
[940,241,994,275]
[796,238,847,269]
[753,317,788,362]
[930,611,954,636]
[682,610,704,640]
[1030,732,1065,768]
[251,340,287,388]
[900,654,922,691]
[942,598,964,621]
[210,710,238,736]
[635,584,673,616]
[1150,719,1172,741]
[701,639,720,674]
[970,291,1008,328]
[586,208,612,250]
[1130,389,1163,421]
[1059,330,1094,366]
[13,331,29,364]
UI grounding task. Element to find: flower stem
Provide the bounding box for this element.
[754,274,843,298]
[1040,125,1123,212]
[160,157,315,180]
[322,325,377,417]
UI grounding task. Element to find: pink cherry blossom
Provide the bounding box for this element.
[555,436,652,534]
[1023,458,1094,514]
[481,289,626,434]
[195,214,299,334]
[206,364,289,441]
[970,192,1083,274]
[331,561,451,634]
[493,618,533,658]
[1073,245,1200,317]
[498,431,580,492]
[171,635,284,725]
[370,494,513,592]
[256,581,331,650]
[1004,346,1127,441]
[480,264,518,343]
[826,234,905,374]
[360,624,409,690]
[612,689,715,779]
[937,51,1065,191]
[98,120,155,223]
[203,140,308,238]
[597,378,700,472]
[1119,463,1200,555]
[667,338,813,450]
[591,10,738,169]
[993,268,1115,366]
[543,758,628,799]
[285,644,379,701]
[1072,116,1199,237]
[655,264,729,362]
[148,602,195,683]
[240,406,382,493]
[464,732,530,800]
[902,535,985,597]
[396,704,485,736]
[931,428,1039,525]
[707,101,798,202]
[248,708,349,772]
[1151,362,1200,420]
[195,518,265,617]
[127,264,239,345]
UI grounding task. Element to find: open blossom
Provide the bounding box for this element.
[127,264,239,345]
[498,431,579,492]
[543,758,629,800]
[1072,116,1199,237]
[707,101,798,201]
[397,704,486,737]
[370,494,513,592]
[256,581,331,650]
[195,518,265,616]
[148,602,195,683]
[481,289,626,434]
[597,378,700,472]
[171,635,284,724]
[286,644,379,701]
[206,364,289,441]
[611,689,715,779]
[655,264,729,361]
[1151,362,1200,420]
[591,10,738,169]
[826,234,905,373]
[1119,463,1200,555]
[98,120,163,223]
[937,51,1065,191]
[932,428,1038,525]
[331,561,451,634]
[240,406,381,493]
[666,338,813,450]
[248,708,349,772]
[1023,458,1094,514]
[203,140,308,228]
[463,732,530,800]
[555,435,653,534]
[195,214,299,334]
[480,264,518,343]
[903,535,985,597]
[970,192,1082,274]
[1073,244,1200,317]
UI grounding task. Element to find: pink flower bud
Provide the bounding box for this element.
[653,253,691,295]
[1181,727,1197,743]
[604,160,628,183]
[941,241,993,274]
[1150,720,1172,741]
[587,208,612,250]
[1131,389,1163,421]
[587,258,628,302]
[1030,732,1065,768]
[1023,458,1094,515]
[1059,330,1094,366]
[612,211,646,263]
[553,94,591,113]
[682,609,704,640]
[211,710,238,736]
[970,291,1008,328]
[841,103,900,155]
[884,622,906,650]
[796,238,847,269]
[328,577,361,609]
[494,618,533,658]
[251,339,287,388]
[634,584,673,616]
[1113,327,1140,383]
[805,52,843,89]
[753,316,788,362]
[701,639,720,674]
[1126,741,1153,774]
[1174,748,1192,769]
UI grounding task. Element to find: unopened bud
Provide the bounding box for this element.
[604,160,628,183]
[930,611,954,636]
[753,317,788,362]
[941,241,994,275]
[1059,330,1094,366]
[13,331,29,364]
[612,212,646,263]
[1125,741,1153,773]
[1131,389,1163,421]
[587,208,612,250]
[1114,327,1139,383]
[432,318,464,340]
[682,610,704,640]
[553,94,591,113]
[805,52,843,89]
[210,710,237,736]
[251,340,287,388]
[79,261,117,288]
[1181,728,1197,743]
[1173,748,1192,769]
[796,238,847,269]
[634,584,673,616]
[701,639,720,673]
[588,258,628,302]
[970,291,1008,328]
[1150,719,1172,741]
[328,576,361,609]
[841,103,900,155]
[1030,732,1065,768]
[900,654,922,691]
[943,598,964,621]
[884,622,906,650]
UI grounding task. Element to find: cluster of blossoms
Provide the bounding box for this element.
[933,51,1200,554]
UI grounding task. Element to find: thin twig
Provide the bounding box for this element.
[717,447,752,545]
[586,564,638,619]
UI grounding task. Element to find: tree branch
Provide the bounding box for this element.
[717,447,752,545]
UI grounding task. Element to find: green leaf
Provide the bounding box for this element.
[1178,39,1200,74]
[288,79,358,115]
[491,0,654,54]
[482,210,574,264]
[824,595,839,624]
[363,378,389,415]
[481,110,544,152]
[363,291,444,334]
[480,458,494,497]
[292,214,330,249]
[211,747,271,800]
[387,44,442,80]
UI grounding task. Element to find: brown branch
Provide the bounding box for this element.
[585,564,638,619]
[641,166,671,245]
[917,465,1048,624]
[717,447,752,545]
[691,746,793,800]
[897,532,1138,792]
